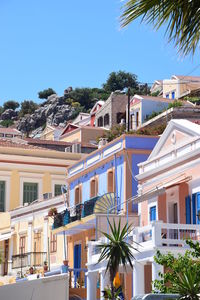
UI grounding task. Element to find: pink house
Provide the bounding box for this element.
[131,119,200,296]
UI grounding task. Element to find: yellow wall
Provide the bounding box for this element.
[10,170,20,210]
[60,131,81,143]
[42,172,51,194]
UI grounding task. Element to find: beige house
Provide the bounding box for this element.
[40,125,63,141]
[0,139,84,276]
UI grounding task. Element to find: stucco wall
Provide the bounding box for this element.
[0,274,69,300]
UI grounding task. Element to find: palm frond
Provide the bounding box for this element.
[120,0,200,56]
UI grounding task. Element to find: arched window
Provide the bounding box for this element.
[75,186,82,205]
[104,114,110,126]
[108,171,115,193]
[97,116,103,127]
[90,178,98,198]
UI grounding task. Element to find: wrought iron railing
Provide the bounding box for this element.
[12,252,47,269]
[53,196,100,229]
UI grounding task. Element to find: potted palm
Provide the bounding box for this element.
[97,218,138,300]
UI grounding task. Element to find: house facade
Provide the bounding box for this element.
[53,134,158,299]
[129,95,171,130]
[0,140,84,276]
[95,93,127,129]
[40,125,63,141]
[87,119,200,298]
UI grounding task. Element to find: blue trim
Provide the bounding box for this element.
[197,193,200,224]
[192,193,196,224]
[150,206,156,221]
[185,195,191,224]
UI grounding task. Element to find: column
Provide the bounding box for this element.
[133,261,145,297]
[87,271,97,300]
[27,221,32,265]
[152,261,164,291]
[100,269,109,300]
[43,217,48,253]
[8,228,14,275]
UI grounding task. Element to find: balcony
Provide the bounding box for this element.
[12,252,47,269]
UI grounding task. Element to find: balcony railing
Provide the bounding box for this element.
[68,268,87,288]
[133,221,200,250]
[12,252,47,269]
[53,196,100,229]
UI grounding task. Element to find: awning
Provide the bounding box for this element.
[0,232,11,242]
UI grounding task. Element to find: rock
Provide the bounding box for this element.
[1,109,17,120]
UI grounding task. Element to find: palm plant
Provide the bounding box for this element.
[97,218,138,300]
[120,0,200,56]
[170,269,200,300]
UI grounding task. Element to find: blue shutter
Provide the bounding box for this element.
[185,196,191,224]
[197,193,200,225]
[74,244,81,276]
[150,206,156,222]
[192,193,197,224]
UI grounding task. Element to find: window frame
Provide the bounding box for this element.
[50,232,57,253]
[23,182,38,205]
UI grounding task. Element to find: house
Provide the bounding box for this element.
[0,139,84,276]
[95,93,127,129]
[40,124,63,141]
[52,134,158,300]
[129,95,171,130]
[59,124,105,145]
[90,100,105,126]
[0,128,23,139]
[151,75,200,99]
[72,112,90,126]
[87,119,200,298]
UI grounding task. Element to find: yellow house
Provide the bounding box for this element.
[39,124,62,141]
[0,139,84,276]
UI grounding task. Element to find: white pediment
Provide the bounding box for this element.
[148,119,200,160]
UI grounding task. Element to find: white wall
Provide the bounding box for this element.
[0,274,69,300]
[142,100,169,123]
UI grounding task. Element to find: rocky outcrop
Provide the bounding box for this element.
[17,93,77,134]
[1,109,18,120]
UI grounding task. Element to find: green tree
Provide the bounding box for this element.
[38,88,56,99]
[102,70,138,92]
[0,120,14,127]
[97,218,136,300]
[3,100,19,111]
[19,100,38,117]
[153,240,200,299]
[120,0,200,56]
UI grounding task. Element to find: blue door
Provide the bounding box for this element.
[192,193,197,224]
[74,244,81,278]
[150,206,156,222]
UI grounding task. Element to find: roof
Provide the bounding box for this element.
[26,138,98,148]
[0,139,50,150]
[90,100,105,115]
[0,128,22,135]
[173,75,200,82]
[131,94,172,104]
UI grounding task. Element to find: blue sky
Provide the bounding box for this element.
[0,0,200,105]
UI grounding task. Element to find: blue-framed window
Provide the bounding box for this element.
[166,94,169,99]
[171,91,175,99]
[150,206,156,222]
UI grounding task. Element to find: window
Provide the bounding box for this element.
[97,116,103,127]
[23,182,38,205]
[171,91,175,99]
[19,236,26,254]
[50,232,57,253]
[104,114,110,126]
[75,186,82,205]
[166,94,169,99]
[150,206,156,222]
[108,171,114,193]
[0,181,5,212]
[54,184,62,196]
[90,178,98,198]
[136,111,139,127]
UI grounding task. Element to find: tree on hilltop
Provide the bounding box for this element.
[3,100,19,111]
[19,100,38,117]
[38,88,56,99]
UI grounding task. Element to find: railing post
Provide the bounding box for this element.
[152,221,162,247]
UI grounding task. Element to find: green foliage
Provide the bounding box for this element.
[103,70,138,92]
[102,287,122,299]
[153,241,200,299]
[145,111,161,121]
[168,101,183,109]
[19,100,38,117]
[38,88,56,99]
[184,96,200,105]
[151,91,160,97]
[97,218,136,299]
[0,119,14,127]
[3,100,19,111]
[120,0,200,56]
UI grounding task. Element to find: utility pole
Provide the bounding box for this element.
[127,87,130,132]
